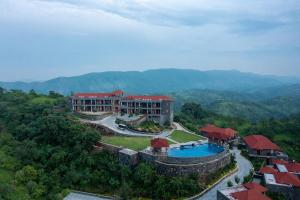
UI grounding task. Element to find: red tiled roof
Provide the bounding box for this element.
[199,124,237,140]
[243,135,281,151]
[273,172,300,187]
[231,189,271,200]
[259,166,278,174]
[243,183,268,193]
[151,138,169,148]
[285,163,300,173]
[272,159,289,165]
[124,95,171,101]
[112,90,124,95]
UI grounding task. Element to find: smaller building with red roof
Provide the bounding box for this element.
[200,124,237,144]
[217,182,270,200]
[151,137,169,152]
[243,135,288,160]
[243,182,268,193]
[270,159,300,178]
[231,189,271,200]
[262,170,300,200]
[259,166,278,174]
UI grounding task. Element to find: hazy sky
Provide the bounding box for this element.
[1,0,300,81]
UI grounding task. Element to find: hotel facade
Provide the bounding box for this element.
[72,90,173,125]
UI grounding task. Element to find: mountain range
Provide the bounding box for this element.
[1,69,299,95]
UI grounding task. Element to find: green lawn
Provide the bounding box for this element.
[101,136,152,151]
[30,96,57,105]
[169,130,204,143]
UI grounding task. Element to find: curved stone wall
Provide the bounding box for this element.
[154,152,231,176]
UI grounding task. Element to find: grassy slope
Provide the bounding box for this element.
[30,96,57,105]
[170,130,204,143]
[101,136,152,151]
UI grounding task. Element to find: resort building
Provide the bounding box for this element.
[263,172,300,200]
[120,95,173,126]
[267,159,300,178]
[72,90,124,113]
[243,135,288,160]
[259,166,279,174]
[72,90,173,125]
[217,182,271,200]
[256,161,300,200]
[200,124,237,145]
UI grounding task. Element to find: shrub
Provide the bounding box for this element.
[227,180,233,187]
[234,175,240,184]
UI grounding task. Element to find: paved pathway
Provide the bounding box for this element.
[64,192,113,200]
[82,115,174,137]
[197,149,253,200]
[173,122,194,133]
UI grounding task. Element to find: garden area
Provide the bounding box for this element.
[169,130,205,143]
[133,121,164,133]
[101,136,152,151]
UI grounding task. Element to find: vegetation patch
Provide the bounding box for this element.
[169,130,204,143]
[102,136,151,151]
[30,96,57,105]
[134,121,164,133]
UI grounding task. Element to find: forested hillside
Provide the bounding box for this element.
[172,84,300,121]
[0,88,201,200]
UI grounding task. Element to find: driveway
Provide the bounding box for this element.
[197,149,253,200]
[82,115,174,137]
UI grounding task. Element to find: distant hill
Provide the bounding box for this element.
[1,69,299,95]
[172,84,300,121]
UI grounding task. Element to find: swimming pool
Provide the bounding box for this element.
[167,143,224,158]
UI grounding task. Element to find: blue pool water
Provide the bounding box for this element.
[167,143,224,158]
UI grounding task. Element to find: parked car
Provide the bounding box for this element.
[118,124,127,130]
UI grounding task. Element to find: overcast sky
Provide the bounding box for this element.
[0,0,300,81]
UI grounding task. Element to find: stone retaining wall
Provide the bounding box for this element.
[139,150,156,162]
[99,142,122,155]
[83,122,119,136]
[154,152,231,177]
[99,142,232,177]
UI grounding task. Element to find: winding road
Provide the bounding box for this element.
[81,114,175,137]
[197,149,253,200]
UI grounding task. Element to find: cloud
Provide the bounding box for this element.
[0,0,299,81]
[41,0,300,29]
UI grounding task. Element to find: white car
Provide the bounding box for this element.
[118,124,127,130]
